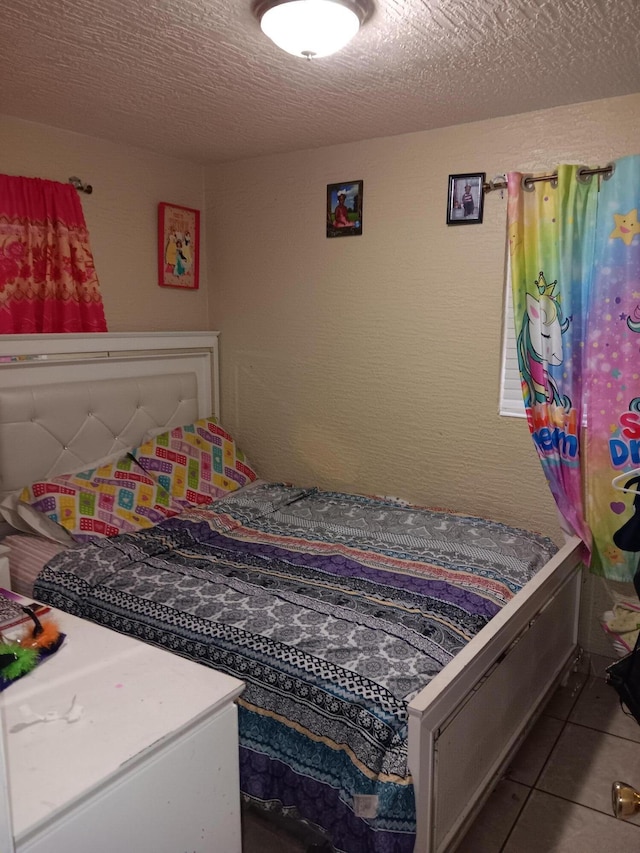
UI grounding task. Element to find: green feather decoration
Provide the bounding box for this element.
[0,642,38,680]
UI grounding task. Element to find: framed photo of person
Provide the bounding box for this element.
[327,181,363,238]
[446,173,486,225]
[158,202,200,289]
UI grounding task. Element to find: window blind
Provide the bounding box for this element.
[499,255,525,418]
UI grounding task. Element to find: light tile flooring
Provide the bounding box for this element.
[242,654,640,853]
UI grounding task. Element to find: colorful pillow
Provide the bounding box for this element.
[132,417,257,508]
[19,456,184,543]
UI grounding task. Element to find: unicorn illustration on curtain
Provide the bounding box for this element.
[517,271,571,410]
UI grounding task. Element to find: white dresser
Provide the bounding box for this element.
[0,606,244,853]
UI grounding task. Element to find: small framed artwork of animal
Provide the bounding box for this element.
[327,181,363,238]
[446,173,486,225]
[158,202,200,288]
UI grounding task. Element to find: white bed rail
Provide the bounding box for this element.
[408,535,584,852]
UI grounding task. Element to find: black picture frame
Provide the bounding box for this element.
[327,181,363,238]
[446,173,486,225]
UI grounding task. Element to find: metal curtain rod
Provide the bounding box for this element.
[68,176,93,194]
[483,163,614,193]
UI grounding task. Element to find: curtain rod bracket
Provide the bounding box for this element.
[68,176,93,194]
[483,175,507,197]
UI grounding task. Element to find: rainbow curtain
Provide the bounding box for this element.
[508,155,640,581]
[507,164,597,549]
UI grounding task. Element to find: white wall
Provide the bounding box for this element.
[1,115,209,331]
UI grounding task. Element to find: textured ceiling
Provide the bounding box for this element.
[2,0,640,164]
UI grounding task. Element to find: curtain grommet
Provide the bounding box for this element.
[578,163,615,183]
[522,174,535,192]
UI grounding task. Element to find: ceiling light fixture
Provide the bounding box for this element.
[253,0,369,60]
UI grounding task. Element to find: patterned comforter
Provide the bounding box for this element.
[34,483,557,853]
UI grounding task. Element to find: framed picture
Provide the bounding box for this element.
[158,202,200,289]
[446,173,486,225]
[327,181,363,238]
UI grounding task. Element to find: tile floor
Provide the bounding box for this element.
[242,653,640,853]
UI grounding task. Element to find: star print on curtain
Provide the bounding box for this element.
[0,174,107,333]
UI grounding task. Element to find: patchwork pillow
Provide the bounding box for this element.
[19,456,184,543]
[132,417,257,508]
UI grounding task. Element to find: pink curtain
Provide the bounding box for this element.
[0,175,107,332]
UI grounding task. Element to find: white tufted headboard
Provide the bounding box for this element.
[0,332,220,500]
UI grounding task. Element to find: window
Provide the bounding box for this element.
[499,254,526,418]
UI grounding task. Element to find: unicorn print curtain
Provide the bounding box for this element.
[507,165,596,548]
[0,175,107,333]
[508,156,640,582]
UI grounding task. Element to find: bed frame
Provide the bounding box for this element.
[0,332,584,853]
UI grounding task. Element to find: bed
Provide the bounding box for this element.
[0,332,584,853]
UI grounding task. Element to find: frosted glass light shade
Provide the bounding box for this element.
[258,0,362,59]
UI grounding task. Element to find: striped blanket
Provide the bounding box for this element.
[35,483,557,853]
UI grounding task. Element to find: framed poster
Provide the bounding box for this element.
[158,202,200,289]
[327,181,363,238]
[446,173,486,225]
